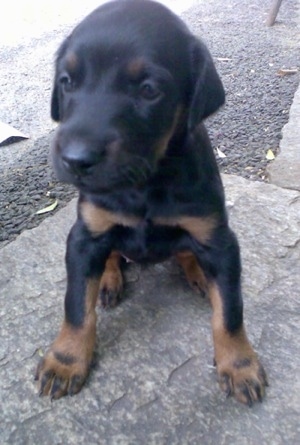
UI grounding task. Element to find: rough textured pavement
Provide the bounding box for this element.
[1,2,300,445]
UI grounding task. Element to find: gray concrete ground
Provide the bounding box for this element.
[1,174,300,444]
[1,1,300,444]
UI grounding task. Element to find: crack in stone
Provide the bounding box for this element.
[167,356,196,386]
[7,407,54,441]
[0,354,9,367]
[108,392,128,413]
[135,396,159,412]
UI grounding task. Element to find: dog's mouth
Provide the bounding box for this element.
[52,142,155,193]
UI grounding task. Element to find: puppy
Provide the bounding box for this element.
[36,0,268,405]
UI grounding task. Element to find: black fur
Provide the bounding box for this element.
[51,0,241,348]
[36,0,270,406]
[49,0,244,334]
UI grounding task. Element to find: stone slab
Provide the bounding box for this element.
[0,175,300,444]
[268,85,300,191]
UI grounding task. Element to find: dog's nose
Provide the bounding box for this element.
[62,156,92,177]
[61,143,97,177]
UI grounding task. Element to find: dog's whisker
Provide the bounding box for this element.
[120,165,139,185]
[120,158,153,185]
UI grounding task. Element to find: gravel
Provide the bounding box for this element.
[0,0,299,247]
[183,0,300,180]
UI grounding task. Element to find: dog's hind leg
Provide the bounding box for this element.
[99,251,123,308]
[176,250,208,297]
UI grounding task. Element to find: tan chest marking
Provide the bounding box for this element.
[80,201,141,236]
[153,215,217,244]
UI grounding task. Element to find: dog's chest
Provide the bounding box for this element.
[117,217,182,263]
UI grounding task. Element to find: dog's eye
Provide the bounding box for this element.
[139,81,161,100]
[59,73,75,92]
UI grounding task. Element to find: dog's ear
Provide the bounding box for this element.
[188,39,225,131]
[51,37,71,122]
[51,82,60,122]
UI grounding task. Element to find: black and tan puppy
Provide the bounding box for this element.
[36,0,268,404]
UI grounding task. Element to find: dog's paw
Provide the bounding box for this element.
[36,322,95,400]
[35,346,91,400]
[99,266,123,308]
[216,355,268,406]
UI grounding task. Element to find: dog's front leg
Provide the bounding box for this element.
[180,220,268,406]
[36,220,111,400]
[200,227,268,405]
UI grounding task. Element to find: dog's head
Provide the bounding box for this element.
[51,0,225,193]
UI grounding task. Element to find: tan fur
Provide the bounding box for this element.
[99,251,123,305]
[209,283,267,404]
[176,251,207,294]
[154,215,217,244]
[80,202,141,236]
[126,58,146,77]
[154,107,183,160]
[38,278,100,398]
[65,51,79,73]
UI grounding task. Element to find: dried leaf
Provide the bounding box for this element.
[266,149,275,160]
[216,57,232,62]
[277,68,298,77]
[36,199,58,215]
[37,348,44,357]
[217,148,227,158]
